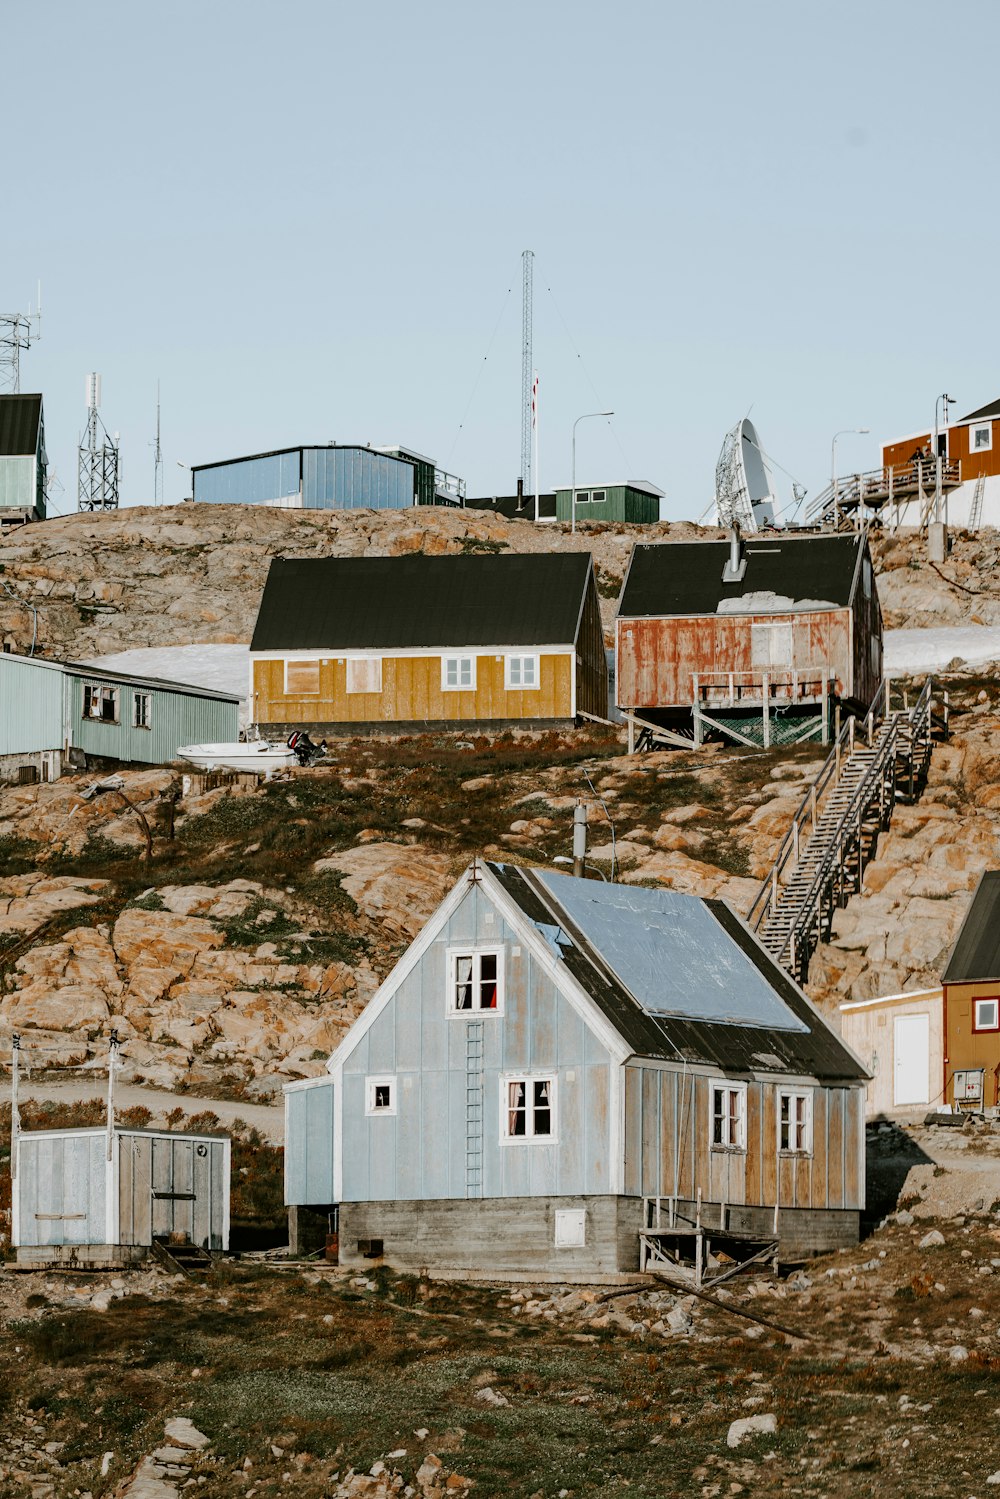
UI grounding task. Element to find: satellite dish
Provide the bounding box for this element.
[715,418,778,532]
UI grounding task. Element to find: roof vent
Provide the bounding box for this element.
[722,525,747,583]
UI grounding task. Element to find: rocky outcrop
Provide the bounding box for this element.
[315,842,455,940]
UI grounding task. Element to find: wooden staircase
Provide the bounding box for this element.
[151,1235,214,1277]
[747,679,936,984]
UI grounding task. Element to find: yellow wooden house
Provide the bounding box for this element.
[249,552,608,734]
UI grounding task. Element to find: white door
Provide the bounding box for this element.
[894,1014,929,1106]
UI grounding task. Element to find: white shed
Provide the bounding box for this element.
[13,1125,231,1267]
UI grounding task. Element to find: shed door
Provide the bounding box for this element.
[150,1137,196,1241]
[894,1014,929,1106]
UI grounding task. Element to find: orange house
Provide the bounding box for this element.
[881,397,1000,529]
[249,552,608,735]
[942,872,1000,1110]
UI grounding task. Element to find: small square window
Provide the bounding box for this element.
[778,1090,812,1154]
[974,999,999,1032]
[346,657,382,694]
[505,654,539,690]
[365,1075,397,1115]
[502,1075,556,1141]
[132,691,152,729]
[449,949,503,1014]
[442,655,476,691]
[711,1084,746,1151]
[972,424,992,453]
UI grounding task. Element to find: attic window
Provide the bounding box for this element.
[83,683,119,724]
[449,949,503,1014]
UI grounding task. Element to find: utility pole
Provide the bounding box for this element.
[106,1030,119,1162]
[573,802,587,878]
[520,250,534,494]
[10,1034,21,1184]
[153,381,163,505]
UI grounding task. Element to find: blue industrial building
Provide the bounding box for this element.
[192,444,465,511]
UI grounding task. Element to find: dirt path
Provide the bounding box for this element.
[18,1079,284,1143]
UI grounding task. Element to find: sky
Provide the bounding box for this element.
[6,0,1000,521]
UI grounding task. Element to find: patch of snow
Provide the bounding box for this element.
[885,626,1000,675]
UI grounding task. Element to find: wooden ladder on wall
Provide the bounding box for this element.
[465,1021,484,1199]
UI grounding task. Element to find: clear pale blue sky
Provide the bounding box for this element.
[7,0,999,519]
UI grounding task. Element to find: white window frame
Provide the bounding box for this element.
[504,653,540,691]
[750,623,793,669]
[590,489,607,505]
[346,656,382,694]
[447,947,504,1016]
[365,1075,397,1116]
[575,490,590,504]
[974,998,999,1032]
[500,1073,558,1144]
[441,655,476,692]
[971,423,993,453]
[777,1089,813,1155]
[83,682,119,724]
[710,1082,747,1152]
[132,691,152,730]
[283,658,322,695]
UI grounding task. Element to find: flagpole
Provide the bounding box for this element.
[533,369,539,521]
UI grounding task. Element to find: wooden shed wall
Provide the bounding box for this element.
[947,421,1000,481]
[882,433,932,469]
[575,571,610,719]
[253,650,575,726]
[851,549,883,708]
[943,981,1000,1107]
[622,1066,865,1212]
[615,610,851,711]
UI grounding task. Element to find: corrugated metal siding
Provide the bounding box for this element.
[253,651,575,726]
[0,454,35,508]
[69,676,239,763]
[16,1133,108,1246]
[337,882,613,1203]
[285,1083,336,1204]
[303,449,415,510]
[0,658,64,754]
[616,610,851,710]
[195,452,301,505]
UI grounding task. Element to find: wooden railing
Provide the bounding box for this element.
[691,667,835,707]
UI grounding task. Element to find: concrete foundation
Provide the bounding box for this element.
[259,718,575,739]
[0,748,63,784]
[15,1243,149,1269]
[928,522,948,562]
[339,1196,646,1279]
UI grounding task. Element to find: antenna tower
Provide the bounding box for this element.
[153,381,163,504]
[0,287,41,394]
[78,373,121,512]
[520,249,534,490]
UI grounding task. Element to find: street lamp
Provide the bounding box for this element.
[571,411,614,535]
[831,428,870,528]
[934,393,956,457]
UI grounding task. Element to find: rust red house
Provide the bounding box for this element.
[615,532,883,748]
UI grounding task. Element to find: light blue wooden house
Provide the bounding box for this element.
[285,860,867,1279]
[0,651,240,782]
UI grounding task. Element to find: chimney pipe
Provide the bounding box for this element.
[516,477,524,510]
[722,523,747,583]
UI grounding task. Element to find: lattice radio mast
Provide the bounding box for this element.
[520,249,534,491]
[153,380,163,505]
[78,373,121,512]
[0,285,41,394]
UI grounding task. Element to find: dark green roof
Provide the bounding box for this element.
[0,394,42,457]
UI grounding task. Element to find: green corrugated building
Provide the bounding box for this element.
[0,652,240,782]
[555,479,664,525]
[0,394,47,526]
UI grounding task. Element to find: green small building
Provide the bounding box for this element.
[0,652,240,783]
[555,479,664,525]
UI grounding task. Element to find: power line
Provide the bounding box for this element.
[445,273,517,469]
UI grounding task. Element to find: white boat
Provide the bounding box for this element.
[176,740,296,775]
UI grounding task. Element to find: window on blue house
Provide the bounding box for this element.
[503,1076,556,1140]
[449,950,503,1014]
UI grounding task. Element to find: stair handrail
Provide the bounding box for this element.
[747,680,888,933]
[766,715,900,970]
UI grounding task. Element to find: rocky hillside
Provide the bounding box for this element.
[1,503,998,660]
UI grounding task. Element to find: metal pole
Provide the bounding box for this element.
[572,801,587,879]
[11,1033,20,1183]
[106,1030,118,1162]
[571,411,613,536]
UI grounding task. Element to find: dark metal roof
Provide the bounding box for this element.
[0,394,42,456]
[490,862,867,1081]
[617,534,863,619]
[958,400,1000,424]
[943,871,1000,983]
[250,552,594,652]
